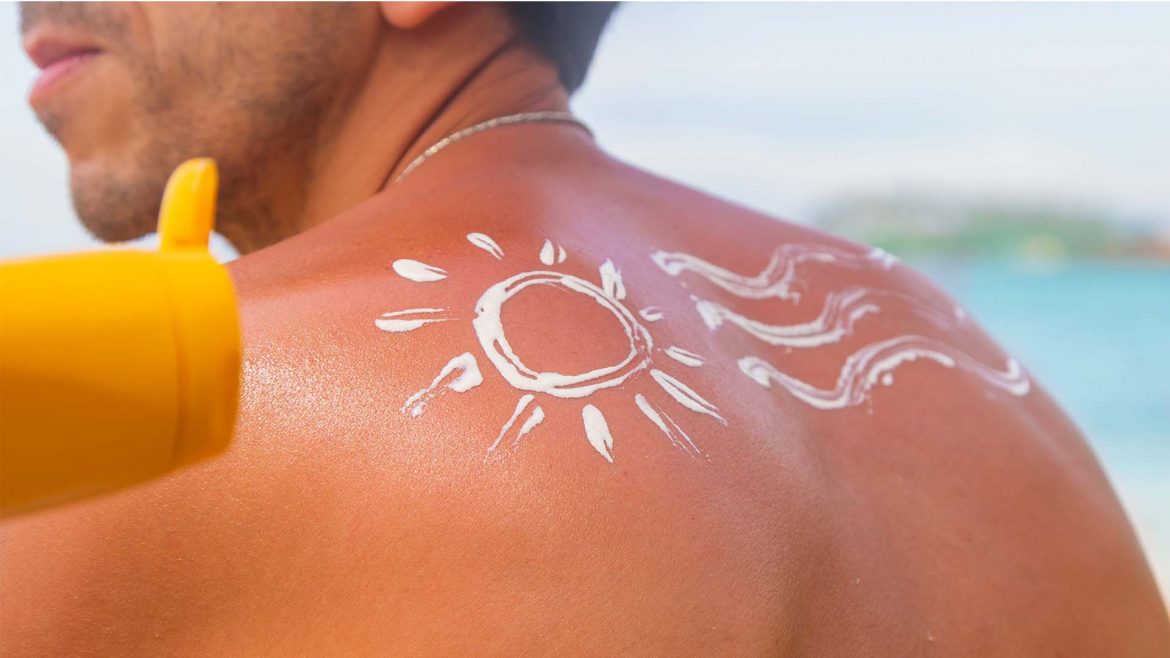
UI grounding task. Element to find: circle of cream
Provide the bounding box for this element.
[473,271,653,398]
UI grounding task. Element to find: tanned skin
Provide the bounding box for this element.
[3,3,1167,655]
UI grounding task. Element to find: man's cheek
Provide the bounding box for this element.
[56,60,144,163]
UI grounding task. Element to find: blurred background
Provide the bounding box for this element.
[2,4,1166,596]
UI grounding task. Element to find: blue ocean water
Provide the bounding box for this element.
[917,260,1170,595]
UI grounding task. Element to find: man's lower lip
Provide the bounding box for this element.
[28,51,101,104]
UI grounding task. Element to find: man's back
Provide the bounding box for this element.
[2,127,1166,655]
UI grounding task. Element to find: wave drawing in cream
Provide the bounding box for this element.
[377,234,725,462]
[651,243,1030,409]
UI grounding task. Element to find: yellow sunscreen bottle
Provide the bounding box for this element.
[0,159,240,518]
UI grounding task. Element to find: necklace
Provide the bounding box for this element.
[394,110,592,183]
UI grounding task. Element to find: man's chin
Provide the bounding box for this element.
[69,167,165,244]
[78,217,155,244]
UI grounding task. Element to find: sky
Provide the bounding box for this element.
[2,2,1169,258]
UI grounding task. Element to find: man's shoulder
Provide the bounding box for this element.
[5,162,1168,653]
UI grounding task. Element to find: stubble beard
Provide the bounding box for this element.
[65,66,331,251]
[45,13,349,251]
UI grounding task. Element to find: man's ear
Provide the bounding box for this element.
[380,2,455,30]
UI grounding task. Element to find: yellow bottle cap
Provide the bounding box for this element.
[156,159,241,466]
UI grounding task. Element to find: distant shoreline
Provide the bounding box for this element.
[815,193,1170,264]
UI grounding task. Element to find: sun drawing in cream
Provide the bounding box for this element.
[377,232,724,463]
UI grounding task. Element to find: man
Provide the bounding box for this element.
[3,2,1167,655]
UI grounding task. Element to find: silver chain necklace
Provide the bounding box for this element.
[393,110,592,183]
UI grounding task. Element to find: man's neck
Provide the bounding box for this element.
[226,5,569,254]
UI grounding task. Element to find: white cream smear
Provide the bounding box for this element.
[635,393,702,458]
[402,352,483,417]
[639,306,665,322]
[664,346,704,367]
[696,288,880,348]
[651,243,896,302]
[486,394,546,456]
[393,259,447,282]
[650,369,726,424]
[375,308,449,333]
[738,335,1029,410]
[599,259,627,300]
[467,233,504,259]
[582,404,615,463]
[539,239,567,266]
[693,287,954,349]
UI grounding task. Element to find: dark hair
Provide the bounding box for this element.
[508,2,618,94]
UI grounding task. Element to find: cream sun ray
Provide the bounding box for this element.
[664,346,704,367]
[467,232,505,260]
[649,369,726,424]
[375,308,450,333]
[483,397,546,453]
[487,394,535,454]
[634,393,701,457]
[511,405,546,449]
[737,335,1031,411]
[639,306,665,322]
[582,404,615,463]
[599,259,627,300]
[402,352,483,417]
[392,259,448,282]
[650,243,896,302]
[539,239,567,265]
